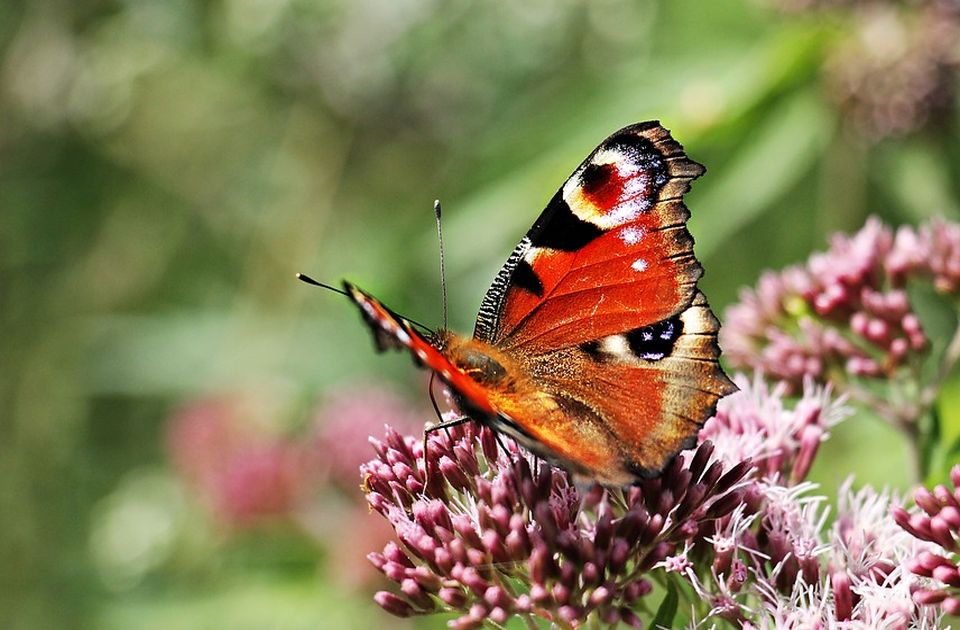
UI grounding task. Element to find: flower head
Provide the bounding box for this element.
[896,463,960,617]
[722,217,960,391]
[701,373,850,483]
[311,383,424,493]
[166,396,309,527]
[769,0,960,140]
[362,423,751,627]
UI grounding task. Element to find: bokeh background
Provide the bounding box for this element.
[2,0,959,628]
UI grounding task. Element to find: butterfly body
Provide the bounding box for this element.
[342,122,736,486]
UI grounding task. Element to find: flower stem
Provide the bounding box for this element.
[920,318,960,409]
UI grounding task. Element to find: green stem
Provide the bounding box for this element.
[921,318,960,410]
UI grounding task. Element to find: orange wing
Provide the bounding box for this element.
[507,293,736,485]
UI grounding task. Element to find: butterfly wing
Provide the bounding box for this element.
[342,282,497,418]
[473,122,735,483]
[474,122,706,352]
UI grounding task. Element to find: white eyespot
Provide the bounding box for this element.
[620,226,644,245]
[631,258,648,273]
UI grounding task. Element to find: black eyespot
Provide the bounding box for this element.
[580,162,616,195]
[625,316,683,361]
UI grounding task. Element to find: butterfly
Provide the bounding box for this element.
[339,122,735,486]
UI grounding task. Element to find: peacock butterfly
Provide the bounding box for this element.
[330,122,735,486]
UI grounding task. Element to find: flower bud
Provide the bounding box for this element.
[400,578,434,610]
[374,591,416,617]
[439,586,466,608]
[831,571,853,621]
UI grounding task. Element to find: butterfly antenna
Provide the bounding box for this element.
[434,199,449,331]
[296,272,435,335]
[295,272,349,295]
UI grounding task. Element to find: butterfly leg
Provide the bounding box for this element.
[493,431,512,463]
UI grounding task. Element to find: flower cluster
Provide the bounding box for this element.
[723,217,960,391]
[702,373,850,483]
[896,464,960,617]
[362,423,751,628]
[771,0,960,139]
[311,384,424,492]
[165,384,426,588]
[685,479,938,628]
[358,374,951,627]
[660,379,935,628]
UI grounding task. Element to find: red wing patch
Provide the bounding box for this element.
[473,122,704,353]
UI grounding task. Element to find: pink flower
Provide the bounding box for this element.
[362,423,751,626]
[896,464,960,618]
[771,0,960,140]
[310,383,424,493]
[701,373,850,483]
[722,217,946,389]
[166,396,309,528]
[213,443,304,525]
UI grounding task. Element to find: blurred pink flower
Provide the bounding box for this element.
[212,443,305,526]
[304,382,429,590]
[166,396,309,528]
[310,383,425,493]
[771,0,960,140]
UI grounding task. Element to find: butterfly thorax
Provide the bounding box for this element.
[440,334,516,388]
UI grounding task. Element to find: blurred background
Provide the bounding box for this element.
[1,0,958,627]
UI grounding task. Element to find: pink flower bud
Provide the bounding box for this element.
[401,578,434,610]
[374,591,416,617]
[914,588,948,605]
[439,587,466,608]
[382,561,408,582]
[914,487,941,516]
[943,596,960,616]
[488,607,508,624]
[933,564,960,587]
[589,586,612,606]
[791,424,823,482]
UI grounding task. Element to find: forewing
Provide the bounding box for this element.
[474,122,705,353]
[343,282,496,416]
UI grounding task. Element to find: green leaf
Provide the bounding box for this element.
[652,579,679,630]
